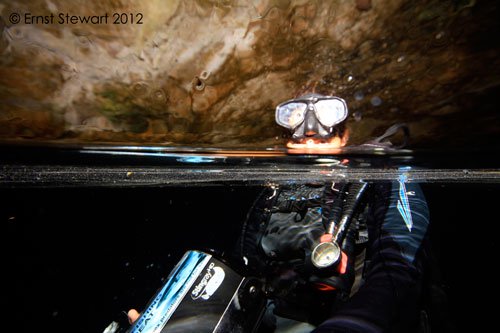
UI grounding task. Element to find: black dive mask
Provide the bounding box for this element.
[275,94,348,140]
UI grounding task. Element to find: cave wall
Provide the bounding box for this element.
[0,0,498,149]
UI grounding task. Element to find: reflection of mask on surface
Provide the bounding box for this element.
[275,94,348,141]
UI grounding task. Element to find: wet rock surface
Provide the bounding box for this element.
[0,0,499,149]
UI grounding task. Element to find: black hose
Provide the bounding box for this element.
[332,182,368,244]
[324,183,349,234]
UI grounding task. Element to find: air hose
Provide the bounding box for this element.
[312,182,368,269]
[331,182,368,245]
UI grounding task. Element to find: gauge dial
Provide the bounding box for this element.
[311,242,341,268]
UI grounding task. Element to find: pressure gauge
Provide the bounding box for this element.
[311,242,341,269]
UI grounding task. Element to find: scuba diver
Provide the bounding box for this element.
[122,93,431,333]
[235,93,431,332]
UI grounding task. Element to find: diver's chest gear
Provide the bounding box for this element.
[259,182,369,264]
[238,181,370,325]
[275,94,348,139]
[259,184,325,261]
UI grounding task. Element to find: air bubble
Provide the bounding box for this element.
[200,71,211,80]
[354,91,364,101]
[192,76,205,91]
[151,89,167,103]
[370,96,382,106]
[131,82,150,97]
[430,31,449,48]
[344,74,355,86]
[353,111,362,121]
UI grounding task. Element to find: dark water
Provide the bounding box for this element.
[3,182,499,333]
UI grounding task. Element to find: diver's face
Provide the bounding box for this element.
[275,94,349,149]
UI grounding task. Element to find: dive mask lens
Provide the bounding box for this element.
[276,102,307,129]
[314,98,348,127]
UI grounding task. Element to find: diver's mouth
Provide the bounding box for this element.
[286,137,343,149]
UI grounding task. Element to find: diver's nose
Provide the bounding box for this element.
[304,109,319,136]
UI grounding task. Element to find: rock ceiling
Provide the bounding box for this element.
[0,0,499,150]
